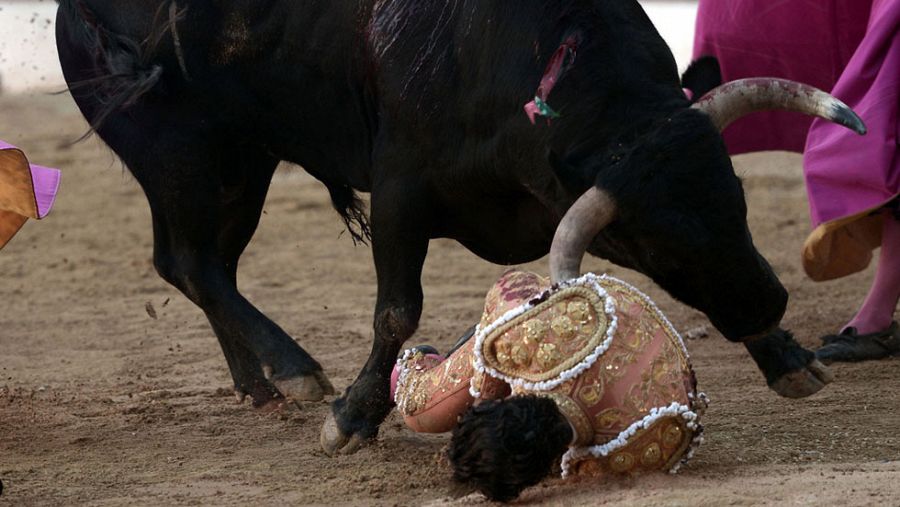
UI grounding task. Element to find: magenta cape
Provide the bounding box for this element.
[693,0,870,154]
[0,140,61,249]
[694,0,899,280]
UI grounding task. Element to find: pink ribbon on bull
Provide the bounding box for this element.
[524,36,578,125]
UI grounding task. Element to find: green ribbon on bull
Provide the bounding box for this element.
[533,96,561,119]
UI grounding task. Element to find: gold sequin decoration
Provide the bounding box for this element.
[523,319,548,344]
[511,345,530,366]
[641,443,662,466]
[495,340,511,365]
[663,423,684,448]
[411,390,427,413]
[567,300,591,323]
[609,452,635,473]
[479,285,610,382]
[536,342,561,368]
[550,315,576,340]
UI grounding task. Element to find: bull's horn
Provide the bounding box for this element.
[550,187,617,284]
[692,78,867,135]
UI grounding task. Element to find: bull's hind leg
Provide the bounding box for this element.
[55,0,331,407]
[78,114,331,406]
[139,140,334,405]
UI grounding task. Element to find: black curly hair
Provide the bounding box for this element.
[448,395,573,502]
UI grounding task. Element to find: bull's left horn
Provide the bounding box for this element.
[692,78,867,135]
[550,187,617,284]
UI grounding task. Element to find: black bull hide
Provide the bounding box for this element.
[55,0,833,454]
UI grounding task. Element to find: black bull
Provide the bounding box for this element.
[55,0,863,454]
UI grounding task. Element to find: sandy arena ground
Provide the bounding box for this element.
[1,90,898,506]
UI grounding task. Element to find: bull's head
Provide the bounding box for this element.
[551,77,866,397]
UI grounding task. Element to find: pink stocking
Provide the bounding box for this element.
[844,212,900,334]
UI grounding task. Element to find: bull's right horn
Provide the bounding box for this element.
[692,78,867,135]
[550,187,617,284]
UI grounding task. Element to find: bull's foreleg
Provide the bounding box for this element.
[321,180,429,455]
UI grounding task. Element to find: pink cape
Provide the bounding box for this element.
[0,140,61,249]
[694,0,900,280]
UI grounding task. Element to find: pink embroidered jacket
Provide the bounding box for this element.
[392,270,706,476]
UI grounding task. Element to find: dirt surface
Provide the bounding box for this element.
[1,92,898,506]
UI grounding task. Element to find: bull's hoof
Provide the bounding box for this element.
[234,387,297,412]
[234,379,285,409]
[769,359,834,399]
[320,412,370,456]
[252,396,297,413]
[746,328,834,399]
[272,371,336,403]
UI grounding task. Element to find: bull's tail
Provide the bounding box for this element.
[329,184,371,245]
[58,0,176,134]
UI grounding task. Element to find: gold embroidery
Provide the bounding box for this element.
[511,345,530,366]
[550,315,576,340]
[569,416,693,477]
[596,408,624,432]
[602,279,690,368]
[578,380,604,407]
[562,322,596,355]
[662,420,694,471]
[495,340,511,366]
[567,301,591,323]
[395,351,428,414]
[564,276,697,435]
[609,452,635,473]
[536,343,561,369]
[481,286,610,382]
[641,443,662,466]
[662,423,683,448]
[523,319,548,344]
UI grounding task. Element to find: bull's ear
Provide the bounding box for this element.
[681,56,722,103]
